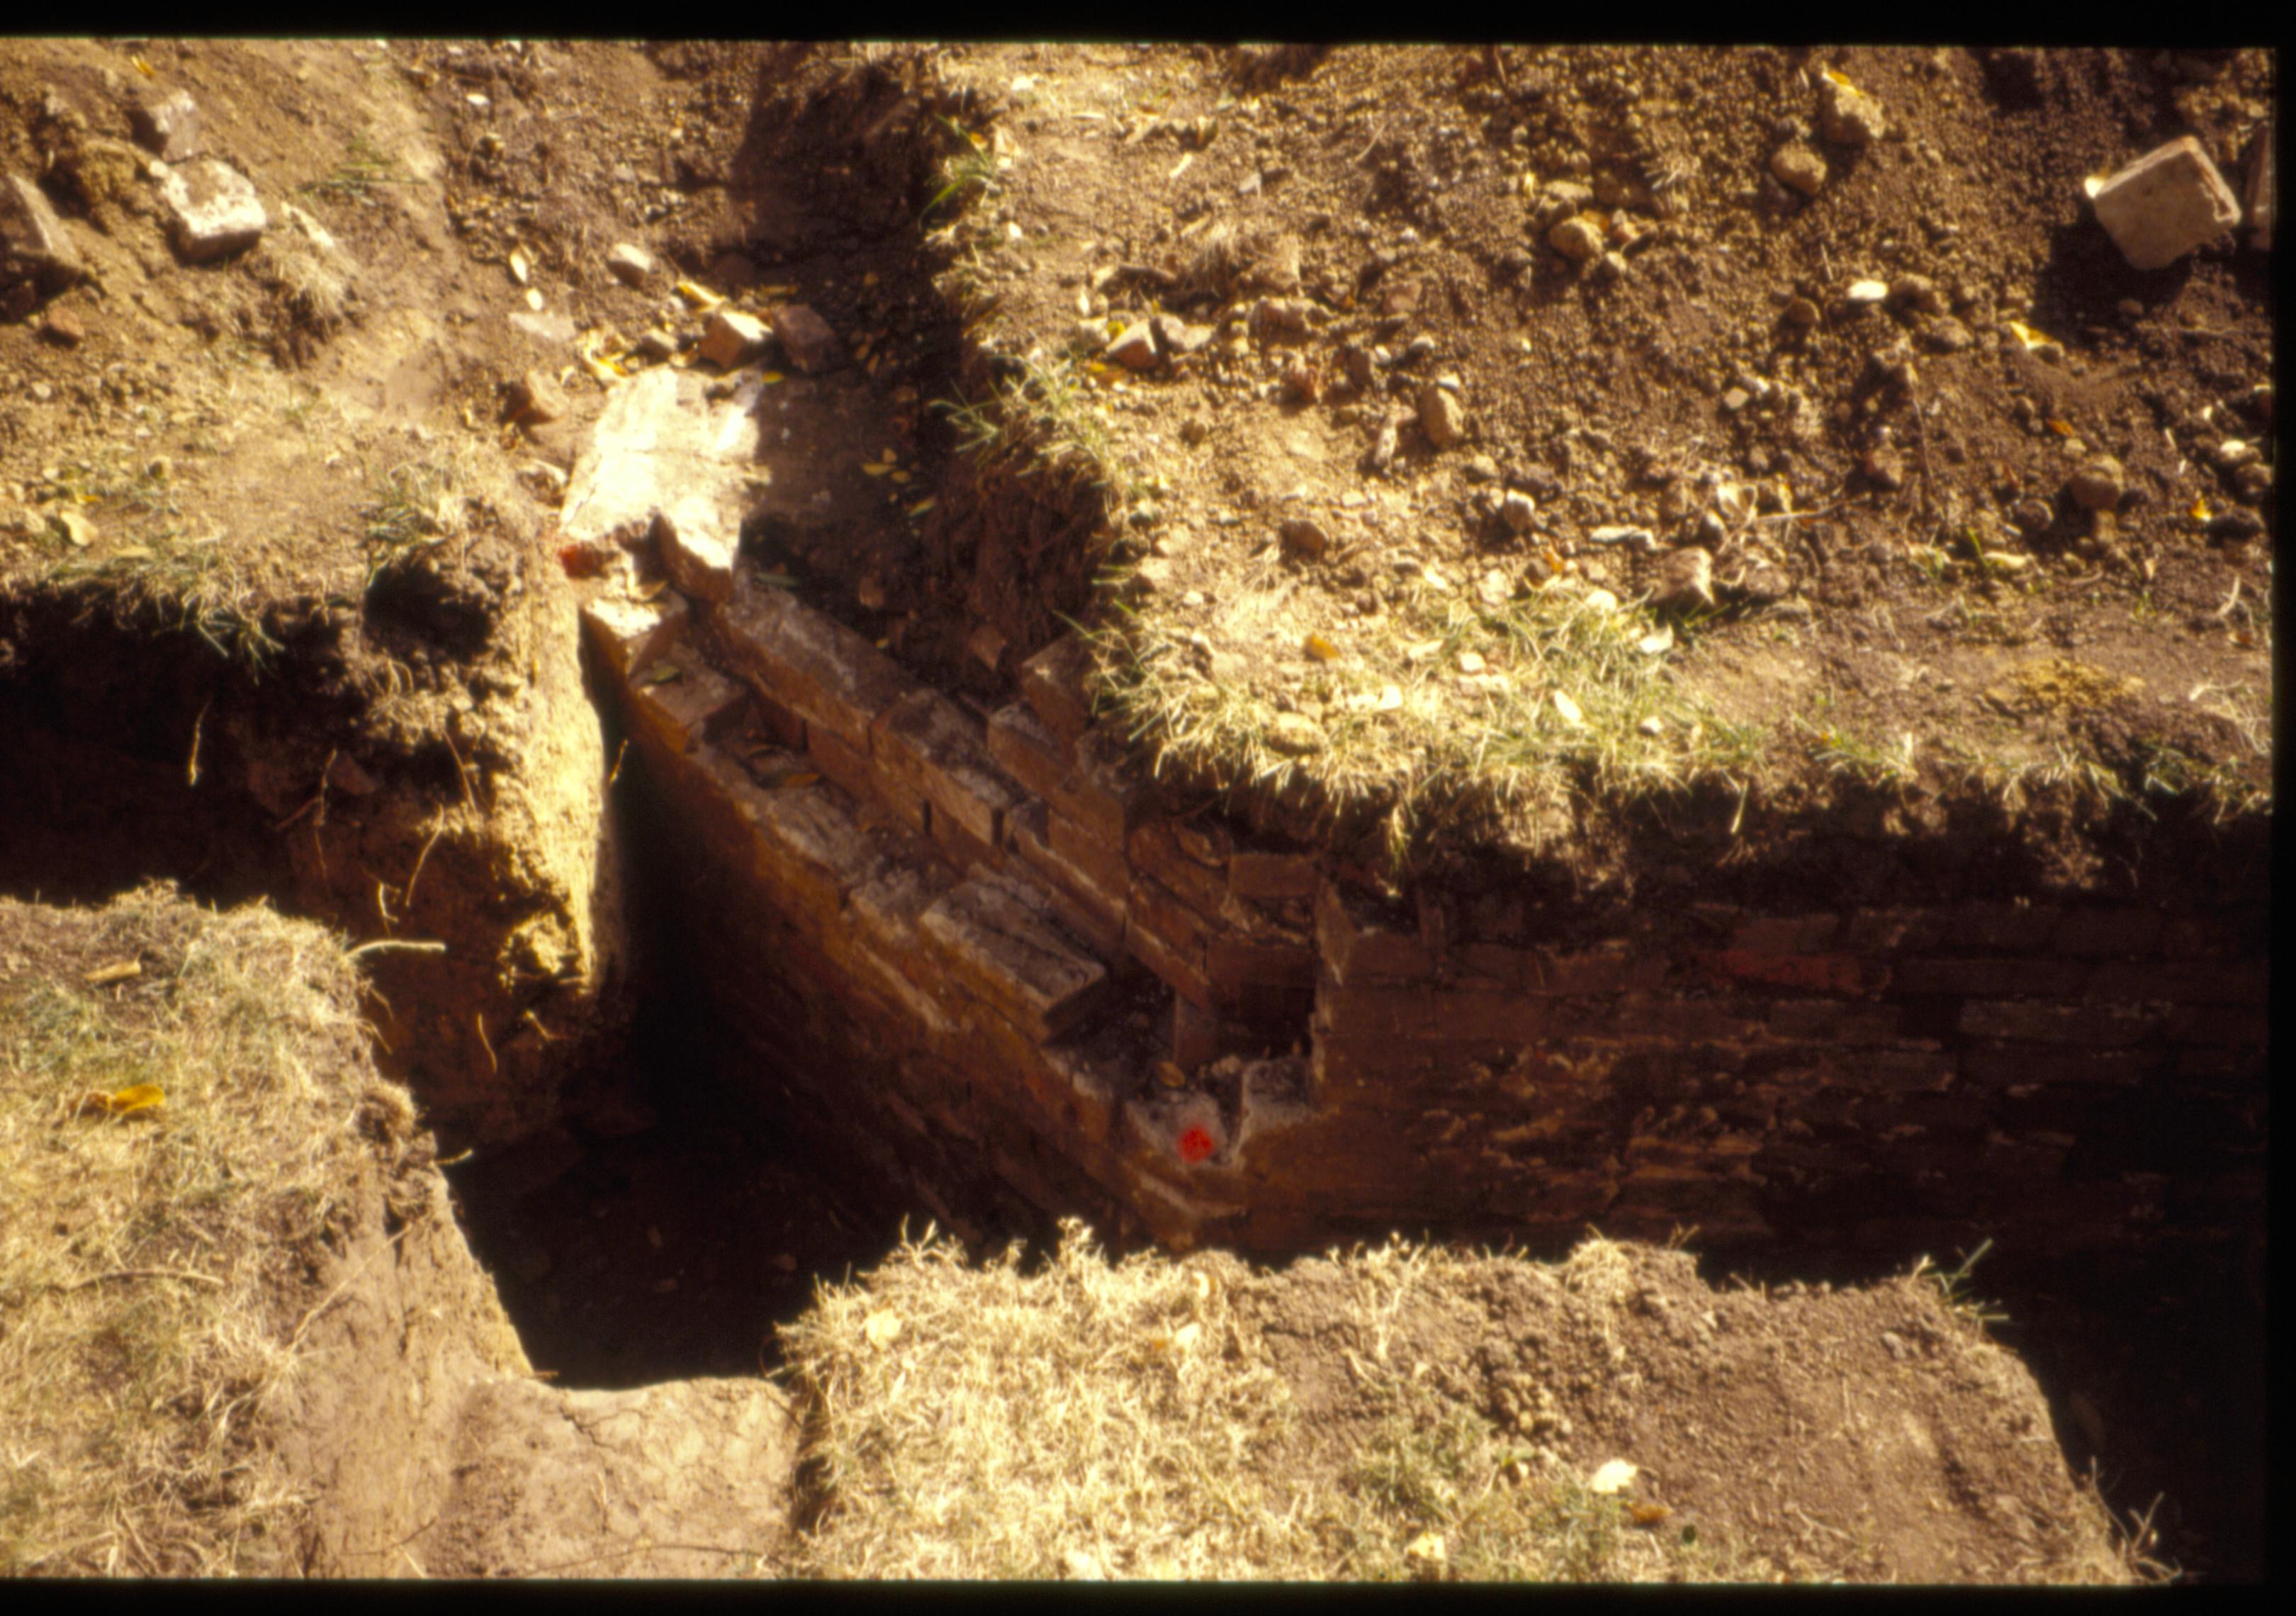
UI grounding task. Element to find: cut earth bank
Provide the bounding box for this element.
[0,41,2266,1578]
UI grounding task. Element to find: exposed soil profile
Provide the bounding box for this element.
[0,40,2267,1581]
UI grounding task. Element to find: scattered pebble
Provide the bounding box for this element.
[767,303,845,374]
[38,306,84,346]
[1548,217,1604,263]
[1922,315,1973,353]
[1500,490,1536,533]
[2066,455,2125,511]
[129,88,202,163]
[2231,461,2272,502]
[1784,296,1821,327]
[155,157,268,263]
[1770,145,1828,197]
[1418,383,1465,450]
[1105,320,1159,370]
[1818,74,1889,147]
[697,306,770,369]
[506,368,568,425]
[1845,279,1889,306]
[2010,497,2056,533]
[2209,439,2257,470]
[605,241,656,287]
[1652,546,1715,614]
[2089,135,2243,270]
[1278,517,1329,559]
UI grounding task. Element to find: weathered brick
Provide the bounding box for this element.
[807,724,906,826]
[2084,959,2268,1006]
[1207,935,1318,999]
[1521,945,1665,996]
[917,870,1109,1041]
[1128,877,1213,1009]
[1317,1032,1522,1089]
[1704,949,1883,996]
[691,749,879,931]
[929,805,1001,873]
[1047,810,1132,907]
[1128,819,1231,921]
[1004,800,1127,958]
[1606,994,1767,1043]
[1039,726,1146,847]
[1729,914,1841,953]
[1893,956,2092,999]
[984,700,1074,803]
[872,688,1024,853]
[1315,883,1434,984]
[1318,982,1553,1044]
[708,583,920,749]
[1018,633,1098,744]
[1173,994,1221,1072]
[2051,907,2164,959]
[1948,902,2061,952]
[2163,1004,2267,1048]
[1842,907,1949,954]
[1958,1000,2161,1046]
[1458,942,1524,990]
[1763,998,1906,1045]
[1229,849,1320,901]
[626,655,744,756]
[1960,1043,2162,1088]
[580,592,688,681]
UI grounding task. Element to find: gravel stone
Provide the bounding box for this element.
[2066,456,2125,511]
[1818,75,1889,146]
[1547,216,1604,262]
[155,158,267,263]
[1770,145,1828,196]
[1418,383,1465,449]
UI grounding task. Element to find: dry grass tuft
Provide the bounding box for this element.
[776,1222,1740,1582]
[0,884,402,1576]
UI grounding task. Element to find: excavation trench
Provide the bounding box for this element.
[0,50,2268,1578]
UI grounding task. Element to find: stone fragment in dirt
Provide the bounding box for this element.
[128,88,201,162]
[38,307,83,346]
[2246,123,2273,251]
[1151,313,1212,357]
[637,327,677,362]
[154,158,267,263]
[2088,136,2242,271]
[505,369,567,425]
[1845,279,1889,307]
[327,753,382,797]
[2066,455,2125,511]
[561,366,759,604]
[767,303,844,374]
[1278,517,1329,560]
[1818,72,1888,146]
[1501,490,1536,534]
[1770,145,1828,197]
[1651,546,1714,615]
[1783,295,1821,327]
[697,306,770,369]
[1266,712,1326,755]
[2010,497,2055,534]
[508,308,578,352]
[1,174,83,288]
[1106,320,1159,370]
[52,508,95,548]
[1922,315,1973,353]
[1419,383,1465,450]
[2232,462,2272,503]
[1548,216,1603,262]
[605,241,655,287]
[1891,274,1947,315]
[2206,507,2263,542]
[1363,412,1401,476]
[1249,296,1312,343]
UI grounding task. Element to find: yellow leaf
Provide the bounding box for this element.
[1587,1459,1638,1495]
[908,499,937,517]
[860,462,889,477]
[636,662,683,686]
[132,55,156,77]
[1631,1502,1674,1526]
[507,246,531,286]
[523,288,544,312]
[1553,690,1586,727]
[1305,632,1339,661]
[2190,495,2212,522]
[2006,320,2053,352]
[864,1309,904,1347]
[84,960,141,987]
[675,279,724,309]
[889,471,912,484]
[758,371,784,385]
[2045,418,2074,437]
[1823,68,1853,87]
[107,1085,165,1116]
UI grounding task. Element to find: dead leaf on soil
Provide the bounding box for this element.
[84,960,142,986]
[76,1084,166,1119]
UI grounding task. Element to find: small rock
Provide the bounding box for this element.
[1479,568,1512,607]
[1,173,84,287]
[2116,297,2148,320]
[1418,383,1465,450]
[2232,461,2273,502]
[1783,296,1821,327]
[54,508,96,547]
[697,306,770,369]
[128,89,202,162]
[1891,274,1946,315]
[1463,454,1499,483]
[1548,216,1604,262]
[2207,507,2263,542]
[1721,387,1750,413]
[1589,524,1654,550]
[508,308,578,351]
[1105,320,1159,370]
[327,753,383,796]
[1282,358,1322,403]
[1278,517,1329,559]
[2066,456,2125,511]
[506,369,568,425]
[2210,438,2258,470]
[1845,279,1889,307]
[1818,74,1889,147]
[1266,712,1326,755]
[1501,490,1536,534]
[767,303,845,373]
[154,158,267,264]
[1922,315,1973,353]
[1652,546,1714,614]
[2089,136,2242,271]
[1862,448,1906,490]
[604,241,656,288]
[637,327,677,362]
[1152,313,1213,357]
[1340,344,1377,389]
[1249,297,1312,343]
[2010,497,2056,534]
[1364,413,1401,476]
[38,306,83,346]
[1770,145,1828,197]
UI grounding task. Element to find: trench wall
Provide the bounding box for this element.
[581,553,2266,1267]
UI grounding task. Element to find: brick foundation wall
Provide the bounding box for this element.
[580,566,2268,1267]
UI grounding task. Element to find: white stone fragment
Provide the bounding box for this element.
[2090,136,2242,271]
